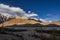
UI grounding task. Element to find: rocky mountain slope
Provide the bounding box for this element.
[0,13,60,27]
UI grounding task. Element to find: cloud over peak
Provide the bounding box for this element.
[0,3,38,18]
[0,3,48,22]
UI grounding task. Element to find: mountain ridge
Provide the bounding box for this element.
[0,13,60,27]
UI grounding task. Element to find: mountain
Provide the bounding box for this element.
[0,17,41,27]
[48,21,60,25]
[0,13,60,27]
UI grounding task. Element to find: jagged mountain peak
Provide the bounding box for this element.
[0,13,14,23]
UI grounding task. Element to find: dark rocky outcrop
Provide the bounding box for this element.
[0,14,14,24]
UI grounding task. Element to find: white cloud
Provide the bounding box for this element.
[0,3,38,18]
[0,4,25,13]
[30,17,47,22]
[39,19,47,22]
[25,12,38,18]
[30,18,39,20]
[28,11,31,13]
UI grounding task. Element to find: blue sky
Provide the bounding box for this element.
[0,0,60,21]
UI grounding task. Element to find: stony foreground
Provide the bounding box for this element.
[0,27,60,40]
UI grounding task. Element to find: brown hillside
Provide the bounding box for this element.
[50,21,60,25]
[0,17,60,27]
[0,18,40,27]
